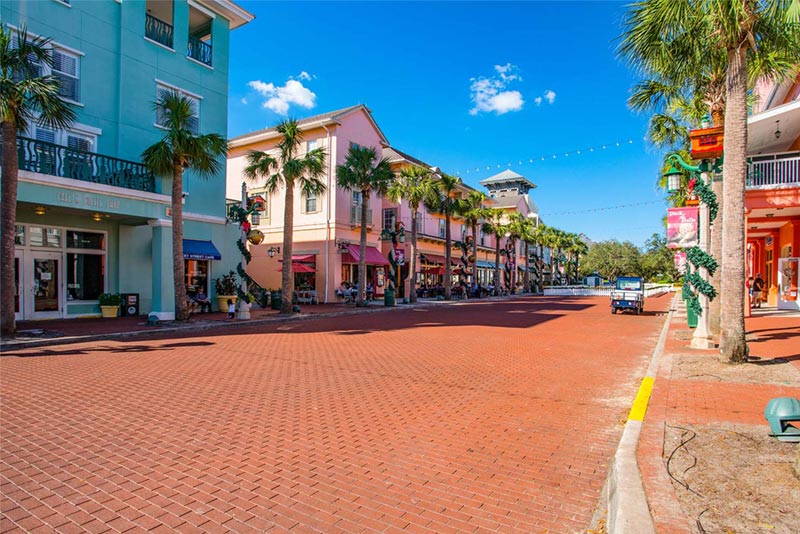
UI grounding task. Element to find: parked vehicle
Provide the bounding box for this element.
[610,276,644,315]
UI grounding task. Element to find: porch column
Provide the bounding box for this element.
[691,168,715,350]
[148,219,175,320]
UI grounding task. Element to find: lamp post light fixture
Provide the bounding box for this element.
[267,246,281,258]
[664,164,684,194]
[775,120,781,140]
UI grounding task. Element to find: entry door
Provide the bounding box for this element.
[28,252,63,319]
[14,250,24,321]
[777,257,799,311]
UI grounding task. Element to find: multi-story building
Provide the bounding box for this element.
[746,72,800,310]
[4,0,253,320]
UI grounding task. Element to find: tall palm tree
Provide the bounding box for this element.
[481,208,506,296]
[506,212,529,293]
[387,165,434,304]
[242,120,326,314]
[142,91,227,321]
[531,222,550,292]
[459,190,487,285]
[1,26,77,336]
[337,145,394,307]
[569,235,589,284]
[424,172,462,300]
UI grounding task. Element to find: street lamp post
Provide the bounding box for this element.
[380,223,406,306]
[237,182,251,320]
[666,155,715,350]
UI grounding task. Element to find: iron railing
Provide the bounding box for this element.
[14,136,155,193]
[350,205,373,226]
[187,36,212,66]
[145,14,174,49]
[747,154,800,188]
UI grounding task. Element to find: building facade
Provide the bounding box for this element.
[745,72,800,310]
[4,0,253,320]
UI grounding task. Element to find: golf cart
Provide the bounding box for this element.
[610,276,644,315]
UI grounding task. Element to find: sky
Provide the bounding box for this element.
[228,1,668,246]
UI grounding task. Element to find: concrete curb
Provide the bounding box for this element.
[603,295,676,534]
[0,293,525,352]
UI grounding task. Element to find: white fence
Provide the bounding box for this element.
[543,284,674,297]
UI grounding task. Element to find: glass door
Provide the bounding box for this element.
[14,251,24,321]
[29,252,63,319]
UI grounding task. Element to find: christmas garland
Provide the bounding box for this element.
[228,205,256,303]
[685,246,718,277]
[687,176,719,223]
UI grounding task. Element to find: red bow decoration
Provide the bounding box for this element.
[241,220,251,233]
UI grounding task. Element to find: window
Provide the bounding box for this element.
[66,253,104,300]
[52,48,80,102]
[480,230,485,246]
[438,219,446,238]
[415,212,422,233]
[66,231,104,249]
[352,191,362,205]
[15,226,25,245]
[31,124,97,151]
[307,140,319,152]
[186,260,209,297]
[304,191,317,213]
[29,227,62,248]
[157,84,200,133]
[461,224,466,238]
[383,208,397,230]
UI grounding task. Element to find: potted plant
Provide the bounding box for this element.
[97,293,121,318]
[214,271,238,312]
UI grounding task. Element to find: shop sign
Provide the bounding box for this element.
[56,191,121,211]
[667,207,699,249]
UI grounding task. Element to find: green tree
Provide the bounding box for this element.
[640,233,679,282]
[337,145,394,307]
[481,208,506,295]
[1,26,77,336]
[424,172,462,300]
[142,91,227,321]
[580,240,643,281]
[387,165,435,304]
[530,223,551,292]
[242,120,326,314]
[459,190,487,285]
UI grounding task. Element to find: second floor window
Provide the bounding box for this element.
[307,140,319,152]
[383,208,397,230]
[461,224,466,238]
[480,230,485,246]
[52,49,80,102]
[352,191,362,206]
[415,211,422,233]
[438,219,446,238]
[157,84,200,133]
[304,191,317,213]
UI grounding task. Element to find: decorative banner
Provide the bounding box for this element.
[394,248,405,266]
[674,251,687,274]
[667,207,699,249]
[780,258,798,302]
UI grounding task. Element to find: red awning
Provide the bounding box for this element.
[342,244,390,266]
[420,253,459,266]
[280,254,316,263]
[278,263,316,273]
[421,266,464,276]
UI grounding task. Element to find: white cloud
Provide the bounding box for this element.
[469,64,525,115]
[544,89,556,104]
[240,97,248,105]
[247,78,317,116]
[534,96,542,106]
[296,71,313,81]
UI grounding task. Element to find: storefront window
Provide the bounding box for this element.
[185,260,209,297]
[15,225,24,245]
[66,253,105,300]
[67,231,105,249]
[29,227,62,248]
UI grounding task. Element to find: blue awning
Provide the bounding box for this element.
[476,260,497,268]
[183,239,221,260]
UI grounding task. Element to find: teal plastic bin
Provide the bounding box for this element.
[686,298,698,328]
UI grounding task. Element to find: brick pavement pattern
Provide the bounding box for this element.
[1,295,670,533]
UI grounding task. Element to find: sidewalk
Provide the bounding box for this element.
[637,298,800,533]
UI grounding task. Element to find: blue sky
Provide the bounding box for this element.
[228,1,667,246]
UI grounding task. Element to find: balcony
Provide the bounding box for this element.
[187,36,212,66]
[145,14,174,49]
[350,205,373,226]
[14,136,155,193]
[747,154,800,189]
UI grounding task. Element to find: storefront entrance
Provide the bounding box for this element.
[15,250,64,320]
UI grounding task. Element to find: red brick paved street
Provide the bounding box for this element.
[1,295,670,533]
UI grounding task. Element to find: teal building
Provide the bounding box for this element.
[2,0,253,320]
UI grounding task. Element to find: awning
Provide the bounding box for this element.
[342,244,390,266]
[420,253,459,265]
[476,260,497,269]
[183,239,221,260]
[280,254,316,263]
[278,263,316,273]
[421,266,464,276]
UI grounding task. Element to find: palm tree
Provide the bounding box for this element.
[506,212,529,293]
[337,145,394,307]
[242,120,326,314]
[459,190,487,285]
[531,222,550,292]
[387,165,434,304]
[142,91,227,321]
[481,208,506,295]
[1,26,77,336]
[424,172,462,300]
[569,235,589,284]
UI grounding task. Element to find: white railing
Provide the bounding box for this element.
[543,284,674,297]
[747,154,800,189]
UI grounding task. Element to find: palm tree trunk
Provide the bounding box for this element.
[444,212,452,300]
[709,177,723,335]
[719,46,748,364]
[280,184,294,314]
[1,121,19,336]
[494,240,501,296]
[538,243,544,293]
[172,164,188,321]
[409,206,418,304]
[357,193,368,307]
[471,223,478,285]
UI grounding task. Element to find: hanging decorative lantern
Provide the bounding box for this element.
[246,229,264,245]
[663,164,683,193]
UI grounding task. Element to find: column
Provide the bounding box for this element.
[691,170,714,349]
[148,219,175,320]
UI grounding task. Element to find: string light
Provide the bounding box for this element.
[457,138,636,176]
[541,199,662,216]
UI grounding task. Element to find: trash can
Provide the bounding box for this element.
[384,288,396,307]
[120,293,140,317]
[687,298,698,328]
[270,290,282,310]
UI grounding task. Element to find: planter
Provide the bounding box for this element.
[270,291,282,310]
[100,305,119,318]
[216,295,237,313]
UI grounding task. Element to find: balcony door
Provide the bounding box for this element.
[27,252,64,320]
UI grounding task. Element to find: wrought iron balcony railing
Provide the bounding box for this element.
[187,36,212,66]
[15,136,156,193]
[350,205,373,226]
[146,14,174,49]
[747,154,800,189]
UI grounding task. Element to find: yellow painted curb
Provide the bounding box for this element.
[628,376,655,422]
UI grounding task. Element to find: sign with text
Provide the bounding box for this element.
[667,207,699,249]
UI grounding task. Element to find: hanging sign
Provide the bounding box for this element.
[393,248,405,266]
[667,207,699,249]
[674,251,687,274]
[689,126,724,160]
